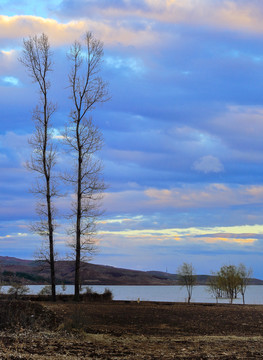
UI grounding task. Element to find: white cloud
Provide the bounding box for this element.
[1,76,20,86]
[105,56,145,74]
[193,155,224,174]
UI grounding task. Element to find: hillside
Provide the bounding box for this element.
[0,256,262,285]
[0,256,179,285]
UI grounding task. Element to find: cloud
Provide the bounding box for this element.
[99,224,262,246]
[0,0,62,18]
[0,15,157,47]
[105,56,145,75]
[193,155,224,174]
[0,131,31,165]
[0,15,88,45]
[0,49,21,77]
[210,105,263,157]
[95,221,263,272]
[2,1,263,276]
[0,195,35,220]
[57,0,263,35]
[102,183,263,215]
[0,76,20,86]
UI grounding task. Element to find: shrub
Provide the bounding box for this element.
[103,288,113,301]
[84,286,93,295]
[8,284,29,299]
[38,285,52,296]
[82,287,113,302]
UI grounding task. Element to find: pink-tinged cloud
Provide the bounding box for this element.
[0,15,157,47]
[194,236,257,245]
[61,0,263,38]
[103,184,263,213]
[98,0,263,34]
[144,184,263,209]
[0,49,19,75]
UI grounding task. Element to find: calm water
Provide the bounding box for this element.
[2,285,263,304]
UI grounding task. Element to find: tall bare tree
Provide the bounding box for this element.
[64,32,108,301]
[20,33,57,301]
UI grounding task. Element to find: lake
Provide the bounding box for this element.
[2,285,263,304]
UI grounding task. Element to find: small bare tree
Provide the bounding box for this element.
[211,264,246,304]
[8,284,29,299]
[238,263,252,305]
[20,33,57,301]
[208,274,222,304]
[219,265,241,304]
[64,32,108,301]
[177,262,196,304]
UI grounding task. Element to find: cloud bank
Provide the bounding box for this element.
[1,1,263,277]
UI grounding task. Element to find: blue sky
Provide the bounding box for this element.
[2,0,263,277]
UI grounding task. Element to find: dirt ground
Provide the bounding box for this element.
[1,300,263,359]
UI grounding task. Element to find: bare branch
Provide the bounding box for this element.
[64,31,109,300]
[20,33,57,301]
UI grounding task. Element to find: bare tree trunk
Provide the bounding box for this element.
[242,292,245,305]
[20,33,57,301]
[47,197,56,301]
[238,264,252,306]
[64,32,109,301]
[43,77,56,302]
[75,123,82,301]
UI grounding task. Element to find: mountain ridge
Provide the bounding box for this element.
[0,256,262,285]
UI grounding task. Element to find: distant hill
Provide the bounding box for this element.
[0,256,262,285]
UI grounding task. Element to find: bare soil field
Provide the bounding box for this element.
[1,300,263,359]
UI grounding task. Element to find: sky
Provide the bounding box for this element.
[2,0,263,278]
